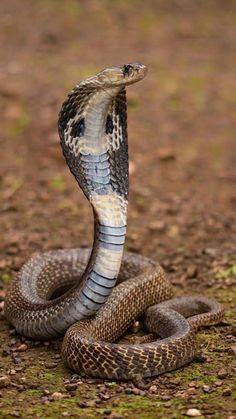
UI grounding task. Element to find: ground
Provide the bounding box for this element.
[0,1,235,418]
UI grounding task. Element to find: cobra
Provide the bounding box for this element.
[5,63,224,381]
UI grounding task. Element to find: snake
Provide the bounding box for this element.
[5,63,224,382]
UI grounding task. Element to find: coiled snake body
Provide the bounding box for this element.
[5,63,224,381]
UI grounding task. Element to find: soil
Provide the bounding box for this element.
[0,1,235,418]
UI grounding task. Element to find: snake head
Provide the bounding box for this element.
[96,63,147,87]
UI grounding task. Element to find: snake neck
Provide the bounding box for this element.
[78,205,127,316]
[58,79,130,317]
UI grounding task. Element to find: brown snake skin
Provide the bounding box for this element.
[5,63,224,382]
[62,251,223,380]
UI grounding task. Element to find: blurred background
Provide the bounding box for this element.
[0,0,235,285]
[0,1,236,417]
[0,0,236,278]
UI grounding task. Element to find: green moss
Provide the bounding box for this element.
[50,175,66,191]
[1,272,12,284]
[6,111,31,138]
[135,194,145,210]
[216,264,236,279]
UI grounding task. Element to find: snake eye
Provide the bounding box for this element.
[123,64,133,77]
[71,118,85,138]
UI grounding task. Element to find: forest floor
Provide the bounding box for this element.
[0,1,235,418]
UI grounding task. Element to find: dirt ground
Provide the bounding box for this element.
[0,1,236,418]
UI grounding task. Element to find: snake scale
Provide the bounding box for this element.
[5,63,224,382]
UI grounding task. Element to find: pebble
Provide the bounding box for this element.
[148,221,166,232]
[222,388,232,396]
[11,412,20,418]
[51,392,65,401]
[161,395,171,401]
[107,413,124,419]
[230,345,236,356]
[186,265,198,278]
[139,390,146,396]
[85,400,97,407]
[64,383,78,392]
[44,362,57,369]
[43,389,50,395]
[186,408,202,417]
[103,409,112,415]
[8,369,17,375]
[17,344,28,352]
[149,385,158,393]
[15,367,24,372]
[204,248,217,256]
[42,398,50,405]
[217,369,228,379]
[188,382,197,388]
[100,393,110,400]
[202,385,211,393]
[77,401,88,408]
[195,354,207,363]
[95,398,102,405]
[187,388,196,395]
[130,388,139,395]
[0,375,10,388]
[167,225,180,238]
[11,382,24,391]
[124,387,132,394]
[231,326,236,337]
[157,147,176,161]
[214,381,223,387]
[131,321,141,333]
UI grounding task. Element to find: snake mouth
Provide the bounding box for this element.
[96,63,147,87]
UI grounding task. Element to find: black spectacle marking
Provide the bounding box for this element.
[71,118,85,138]
[105,114,114,134]
[123,64,133,77]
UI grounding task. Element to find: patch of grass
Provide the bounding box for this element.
[15,155,25,166]
[208,143,223,162]
[135,194,145,210]
[1,272,12,284]
[50,175,66,191]
[41,0,81,17]
[6,111,31,138]
[138,11,160,32]
[216,264,236,279]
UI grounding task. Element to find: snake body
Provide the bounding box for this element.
[5,63,224,381]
